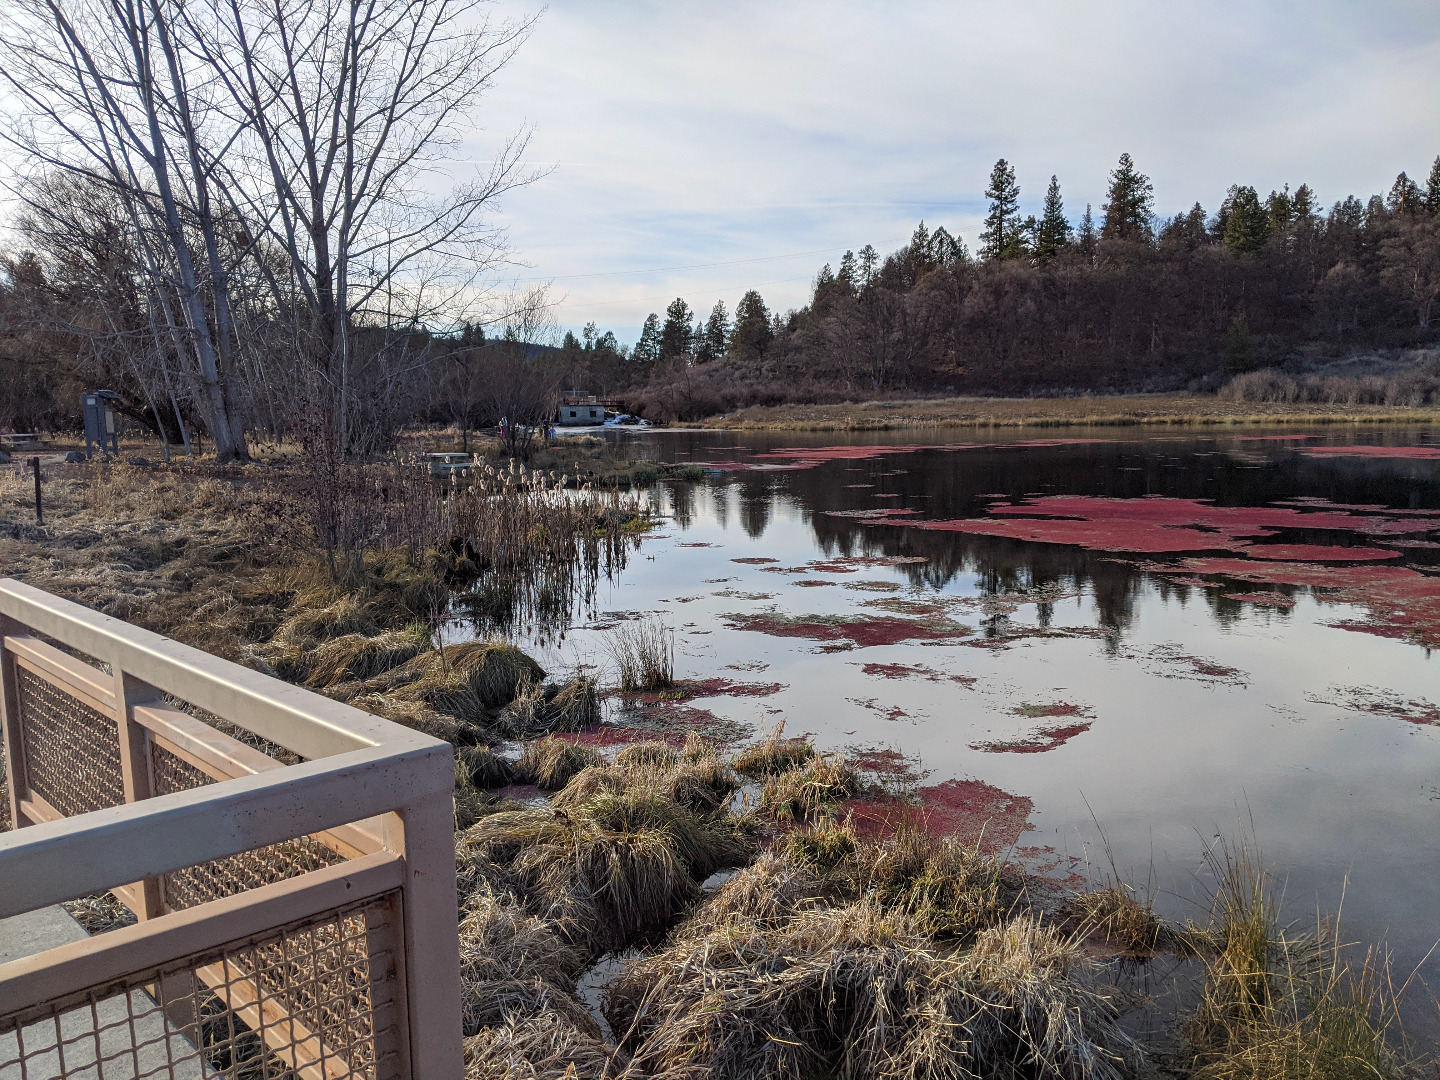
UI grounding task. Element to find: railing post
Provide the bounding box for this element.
[383,751,463,1080]
[0,614,26,831]
[113,668,166,919]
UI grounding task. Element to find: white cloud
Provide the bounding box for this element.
[465,0,1439,341]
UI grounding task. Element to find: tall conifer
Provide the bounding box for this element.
[979,159,1024,260]
[1100,153,1154,242]
[1077,204,1097,260]
[1035,175,1071,260]
[632,313,661,366]
[660,298,694,362]
[1425,156,1440,214]
[699,301,729,362]
[730,290,772,360]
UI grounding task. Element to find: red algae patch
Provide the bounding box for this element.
[1300,445,1440,461]
[723,611,973,649]
[846,746,925,788]
[849,779,1036,851]
[1159,558,1440,650]
[902,495,1440,555]
[793,579,838,587]
[1307,685,1440,727]
[972,722,1094,754]
[855,661,977,686]
[1243,544,1399,562]
[731,556,780,564]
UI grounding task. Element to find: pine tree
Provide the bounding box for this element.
[730,290,772,360]
[858,244,879,285]
[1035,175,1071,260]
[1425,156,1440,214]
[1388,172,1421,214]
[632,313,661,366]
[979,158,1024,260]
[1222,186,1270,254]
[1292,184,1317,224]
[1266,186,1294,233]
[930,226,965,266]
[697,300,729,362]
[837,250,859,291]
[1076,204,1097,260]
[1100,153,1154,242]
[659,298,694,362]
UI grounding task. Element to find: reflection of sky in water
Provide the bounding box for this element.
[493,428,1440,1020]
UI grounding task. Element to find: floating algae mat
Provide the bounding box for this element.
[477,424,1440,1023]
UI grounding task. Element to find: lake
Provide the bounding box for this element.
[502,425,1440,1022]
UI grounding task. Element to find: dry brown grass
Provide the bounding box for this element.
[759,755,863,824]
[603,901,1135,1080]
[512,738,602,790]
[732,724,817,778]
[605,616,674,692]
[1066,886,1166,953]
[457,884,589,1036]
[463,1012,628,1080]
[456,789,743,957]
[1177,836,1404,1080]
[707,394,1440,432]
[553,741,739,816]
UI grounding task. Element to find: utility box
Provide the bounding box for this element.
[82,390,121,459]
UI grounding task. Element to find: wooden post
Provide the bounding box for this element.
[0,614,27,831]
[114,669,166,920]
[30,457,41,525]
[383,749,462,1080]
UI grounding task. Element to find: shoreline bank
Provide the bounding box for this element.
[703,394,1440,432]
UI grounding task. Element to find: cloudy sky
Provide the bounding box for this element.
[470,0,1440,344]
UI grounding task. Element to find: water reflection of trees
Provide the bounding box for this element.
[647,431,1437,645]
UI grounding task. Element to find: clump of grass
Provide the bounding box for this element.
[732,723,816,777]
[456,745,514,790]
[1067,885,1166,953]
[553,741,740,816]
[679,852,826,938]
[463,1013,623,1080]
[62,892,138,934]
[604,903,1134,1080]
[542,673,600,733]
[457,884,589,1036]
[457,787,745,957]
[759,755,862,824]
[497,673,600,739]
[606,616,674,692]
[614,740,680,770]
[1178,834,1404,1080]
[512,738,602,790]
[829,824,1020,941]
[301,624,431,688]
[780,819,858,874]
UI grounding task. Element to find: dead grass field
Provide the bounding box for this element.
[705,394,1440,432]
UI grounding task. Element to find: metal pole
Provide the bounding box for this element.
[31,457,41,525]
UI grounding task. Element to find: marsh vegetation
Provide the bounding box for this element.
[0,449,1429,1080]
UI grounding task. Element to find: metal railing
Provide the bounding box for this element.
[0,579,463,1079]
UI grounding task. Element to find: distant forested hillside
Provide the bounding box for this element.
[619,153,1440,419]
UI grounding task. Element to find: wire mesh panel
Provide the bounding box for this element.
[0,892,406,1080]
[148,744,348,913]
[14,666,124,819]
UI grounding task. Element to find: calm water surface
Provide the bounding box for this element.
[511,426,1440,1018]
